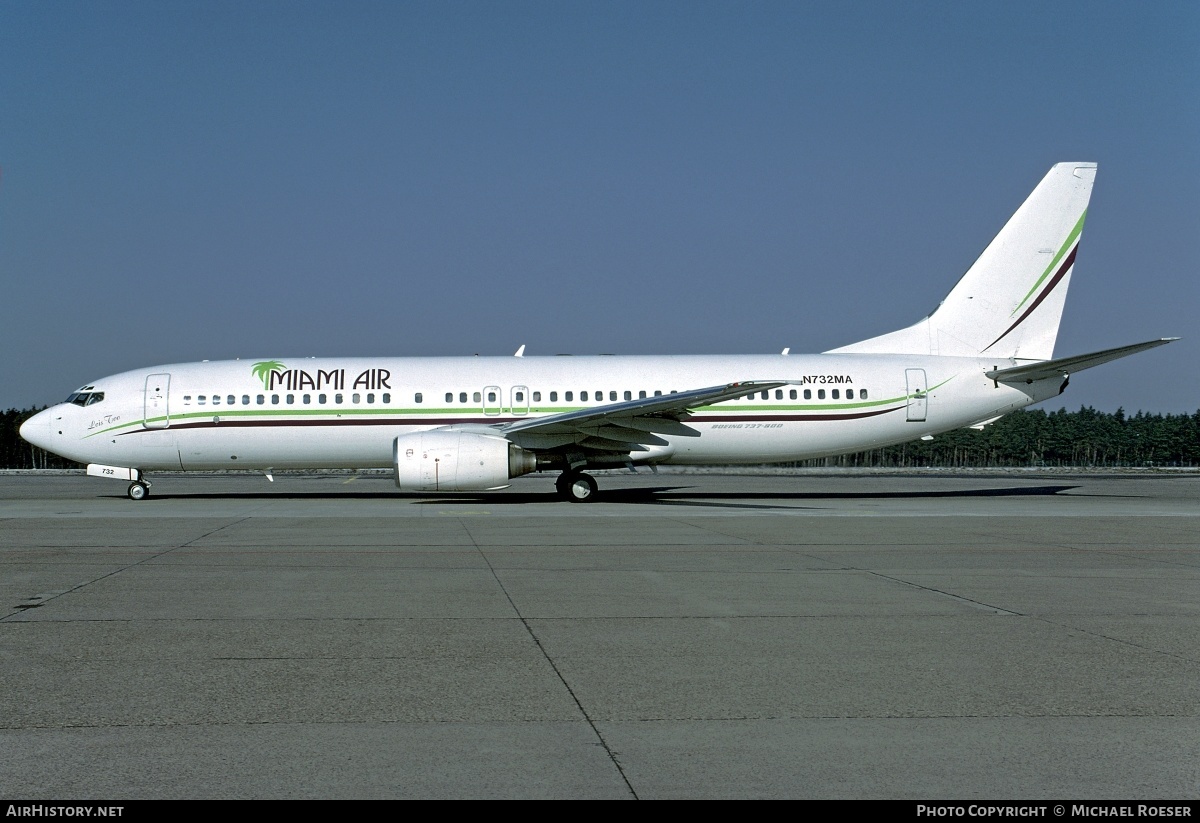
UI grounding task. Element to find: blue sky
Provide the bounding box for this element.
[2,1,1197,412]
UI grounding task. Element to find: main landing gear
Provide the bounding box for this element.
[127,480,150,501]
[555,471,598,503]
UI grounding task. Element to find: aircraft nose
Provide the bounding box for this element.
[19,409,51,449]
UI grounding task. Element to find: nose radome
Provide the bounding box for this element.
[19,409,50,449]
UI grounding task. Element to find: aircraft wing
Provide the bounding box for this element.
[493,380,787,452]
[985,338,1178,383]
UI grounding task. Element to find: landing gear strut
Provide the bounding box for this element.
[556,471,598,503]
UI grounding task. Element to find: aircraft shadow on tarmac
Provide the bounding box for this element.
[116,483,1081,508]
[425,484,1082,509]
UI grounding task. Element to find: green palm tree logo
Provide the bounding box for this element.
[251,360,285,390]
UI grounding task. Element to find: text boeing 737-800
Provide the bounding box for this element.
[20,163,1176,501]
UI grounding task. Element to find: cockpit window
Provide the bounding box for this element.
[66,391,104,407]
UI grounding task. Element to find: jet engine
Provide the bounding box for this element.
[393,429,539,491]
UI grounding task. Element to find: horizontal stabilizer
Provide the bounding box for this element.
[985,338,1178,383]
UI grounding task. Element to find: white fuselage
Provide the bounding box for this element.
[24,353,1056,472]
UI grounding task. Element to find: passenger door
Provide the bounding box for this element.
[143,373,172,429]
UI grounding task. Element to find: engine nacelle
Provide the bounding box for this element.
[393,430,538,491]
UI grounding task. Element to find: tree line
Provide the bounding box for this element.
[793,406,1200,468]
[3,405,1199,470]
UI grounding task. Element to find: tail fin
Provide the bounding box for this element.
[828,162,1096,360]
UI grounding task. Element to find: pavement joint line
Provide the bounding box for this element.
[462,518,640,800]
[1029,616,1200,666]
[8,708,1194,733]
[1083,547,1200,570]
[177,517,253,549]
[866,570,1025,615]
[2,517,253,621]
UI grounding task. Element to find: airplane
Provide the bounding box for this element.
[20,162,1176,502]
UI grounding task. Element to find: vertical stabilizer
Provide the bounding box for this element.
[828,163,1096,360]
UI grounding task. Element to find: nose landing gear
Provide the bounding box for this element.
[127,480,150,501]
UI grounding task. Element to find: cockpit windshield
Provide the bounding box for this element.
[65,388,104,407]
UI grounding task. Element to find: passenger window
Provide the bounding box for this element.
[639,391,646,399]
[241,395,250,405]
[227,395,235,405]
[565,391,573,401]
[804,389,812,400]
[352,393,361,404]
[335,393,343,404]
[775,390,783,400]
[789,389,797,400]
[860,389,867,399]
[303,394,312,404]
[414,393,422,403]
[473,392,481,403]
[487,391,496,402]
[271,395,280,405]
[382,393,391,403]
[367,393,375,403]
[257,395,265,405]
[550,391,558,402]
[183,395,192,405]
[654,390,662,396]
[287,394,295,404]
[445,392,453,403]
[319,394,327,404]
[832,389,840,400]
[532,391,541,402]
[610,391,617,401]
[212,395,221,406]
[515,391,524,402]
[198,396,207,406]
[459,392,467,403]
[818,389,825,400]
[581,391,588,401]
[624,391,631,401]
